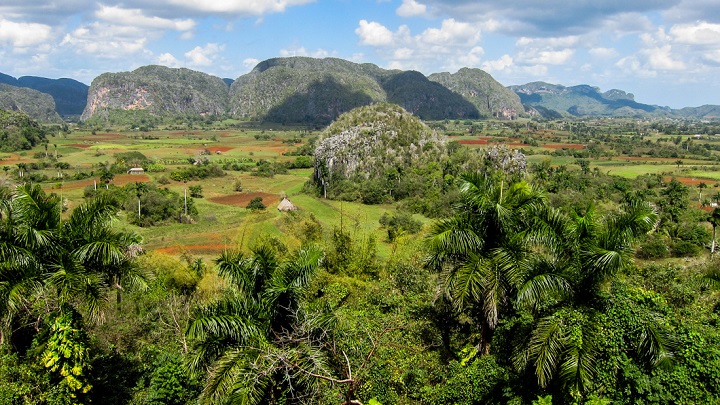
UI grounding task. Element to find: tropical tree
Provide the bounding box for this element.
[708,207,720,254]
[426,172,550,355]
[516,201,673,400]
[187,243,336,404]
[0,184,144,347]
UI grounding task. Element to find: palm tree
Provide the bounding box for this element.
[426,172,550,355]
[187,244,330,404]
[0,184,144,346]
[709,207,720,255]
[517,201,672,398]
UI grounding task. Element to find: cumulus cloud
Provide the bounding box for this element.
[417,19,480,45]
[278,45,331,58]
[243,58,260,69]
[481,54,513,72]
[670,22,720,45]
[158,52,181,67]
[158,0,315,16]
[356,20,396,46]
[185,43,224,66]
[0,18,52,48]
[355,18,484,73]
[96,5,195,31]
[414,0,676,36]
[60,23,152,59]
[589,47,619,59]
[514,36,577,66]
[396,0,427,17]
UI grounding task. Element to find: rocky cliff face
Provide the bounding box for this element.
[428,68,524,119]
[0,84,62,123]
[81,65,230,120]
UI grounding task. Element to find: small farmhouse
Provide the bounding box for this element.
[277,197,298,212]
[127,167,145,174]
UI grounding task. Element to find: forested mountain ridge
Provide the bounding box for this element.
[0,84,62,123]
[0,73,88,117]
[509,81,673,118]
[3,57,719,123]
[428,68,524,119]
[229,56,482,124]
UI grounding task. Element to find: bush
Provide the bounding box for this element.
[379,210,423,242]
[188,185,203,198]
[636,234,670,259]
[246,197,266,211]
[672,240,701,257]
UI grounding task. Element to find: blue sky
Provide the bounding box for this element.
[1,0,719,108]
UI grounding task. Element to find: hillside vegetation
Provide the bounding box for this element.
[81,65,230,122]
[0,84,61,123]
[510,81,670,118]
[429,68,524,119]
[0,109,49,151]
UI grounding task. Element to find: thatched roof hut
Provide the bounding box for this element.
[277,197,298,212]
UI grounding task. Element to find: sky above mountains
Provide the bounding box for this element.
[1,0,719,109]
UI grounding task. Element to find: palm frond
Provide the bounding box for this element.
[529,314,566,388]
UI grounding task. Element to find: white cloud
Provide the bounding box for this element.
[645,45,686,70]
[417,19,480,45]
[278,45,332,58]
[162,0,315,16]
[519,48,574,65]
[0,18,52,48]
[356,18,484,73]
[670,22,720,45]
[393,47,414,59]
[96,5,195,31]
[60,23,151,59]
[514,36,577,66]
[481,54,513,72]
[185,43,224,66]
[589,47,619,59]
[158,52,181,67]
[356,20,396,46]
[243,58,260,69]
[397,0,427,17]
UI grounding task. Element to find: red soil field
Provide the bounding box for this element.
[663,176,718,186]
[61,174,151,190]
[0,154,30,164]
[209,192,279,207]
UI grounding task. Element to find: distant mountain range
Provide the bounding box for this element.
[0,73,88,117]
[1,57,718,123]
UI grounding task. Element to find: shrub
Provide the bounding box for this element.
[672,240,701,257]
[636,234,670,259]
[246,197,266,211]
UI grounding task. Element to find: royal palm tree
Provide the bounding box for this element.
[708,207,720,254]
[517,201,672,397]
[187,244,330,404]
[0,184,144,346]
[426,172,551,355]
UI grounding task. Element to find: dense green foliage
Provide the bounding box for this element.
[0,86,61,123]
[0,110,49,152]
